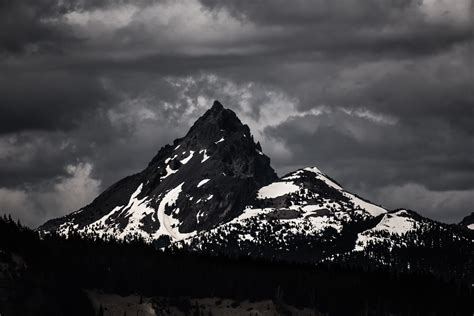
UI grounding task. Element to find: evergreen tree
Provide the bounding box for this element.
[97,304,104,316]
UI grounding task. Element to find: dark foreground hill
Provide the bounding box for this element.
[1,216,473,315]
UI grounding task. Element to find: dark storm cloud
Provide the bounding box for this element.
[0,0,73,54]
[262,110,474,222]
[0,0,112,54]
[199,0,473,57]
[264,110,474,190]
[199,0,416,25]
[0,0,159,49]
[0,0,472,225]
[0,71,114,133]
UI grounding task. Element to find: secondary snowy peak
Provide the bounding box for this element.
[459,212,474,230]
[253,167,387,217]
[39,101,277,246]
[175,166,389,260]
[176,171,471,263]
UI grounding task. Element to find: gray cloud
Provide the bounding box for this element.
[0,0,472,226]
[0,71,114,133]
[0,162,101,227]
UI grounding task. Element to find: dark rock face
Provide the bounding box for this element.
[39,101,277,242]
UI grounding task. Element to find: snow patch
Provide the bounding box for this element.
[165,154,178,164]
[77,183,157,241]
[373,210,416,234]
[197,179,210,188]
[348,195,386,217]
[196,210,205,224]
[161,165,178,179]
[282,171,303,180]
[354,210,417,251]
[180,150,195,164]
[240,233,254,242]
[156,182,195,241]
[231,208,272,223]
[200,149,210,163]
[316,174,343,191]
[304,167,323,174]
[257,182,300,199]
[299,205,325,213]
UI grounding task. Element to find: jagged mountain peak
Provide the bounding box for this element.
[40,100,277,246]
[211,99,224,110]
[149,100,255,168]
[184,100,251,144]
[150,101,277,183]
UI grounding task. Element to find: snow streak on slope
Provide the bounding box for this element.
[56,183,196,243]
[197,179,210,188]
[156,183,196,240]
[180,151,195,164]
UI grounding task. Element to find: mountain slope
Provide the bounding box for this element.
[39,101,277,246]
[173,167,388,261]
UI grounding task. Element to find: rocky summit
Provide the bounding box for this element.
[39,101,277,247]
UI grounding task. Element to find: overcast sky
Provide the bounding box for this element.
[0,0,473,227]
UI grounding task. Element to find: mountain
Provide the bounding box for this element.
[460,212,474,230]
[39,101,473,277]
[40,101,277,247]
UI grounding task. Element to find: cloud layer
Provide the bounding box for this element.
[0,0,473,226]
